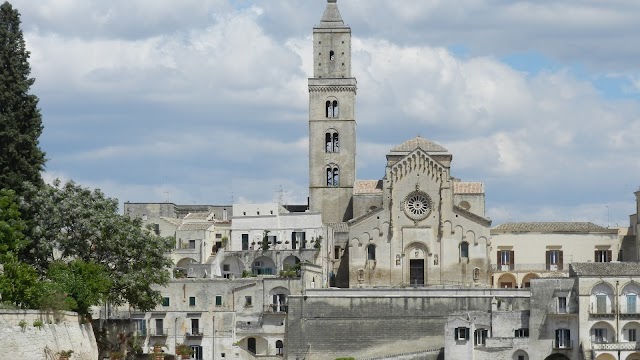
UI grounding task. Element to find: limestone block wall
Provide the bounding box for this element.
[0,310,98,360]
[286,288,530,360]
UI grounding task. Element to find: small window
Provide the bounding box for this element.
[473,268,480,280]
[514,328,529,338]
[474,329,487,346]
[191,345,203,360]
[555,328,571,348]
[460,242,469,258]
[216,233,222,239]
[367,244,376,261]
[454,327,469,341]
[215,295,222,306]
[188,239,196,249]
[242,234,249,250]
[329,50,335,61]
[221,353,225,358]
[162,297,170,307]
[558,297,567,313]
[276,340,284,356]
[223,264,230,272]
[245,296,252,307]
[595,249,612,262]
[593,328,607,343]
[189,296,196,307]
[334,246,341,260]
[326,165,339,187]
[630,328,637,342]
[326,100,339,118]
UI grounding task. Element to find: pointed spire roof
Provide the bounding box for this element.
[391,136,448,153]
[318,0,347,28]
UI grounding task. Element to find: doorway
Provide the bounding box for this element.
[410,259,425,286]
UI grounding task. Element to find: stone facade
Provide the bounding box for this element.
[0,310,98,360]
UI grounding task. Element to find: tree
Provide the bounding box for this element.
[0,253,42,309]
[0,1,46,196]
[23,180,174,311]
[46,259,112,317]
[0,189,27,254]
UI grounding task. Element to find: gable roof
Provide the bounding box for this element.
[492,222,615,234]
[391,136,448,153]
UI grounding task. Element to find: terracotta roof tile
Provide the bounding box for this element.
[453,182,484,194]
[492,222,614,233]
[354,180,383,194]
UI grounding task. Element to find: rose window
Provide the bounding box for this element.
[404,191,432,221]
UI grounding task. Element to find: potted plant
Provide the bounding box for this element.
[152,342,164,353]
[175,343,194,360]
[57,350,73,360]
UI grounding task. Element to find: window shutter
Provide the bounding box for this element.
[510,250,515,269]
[497,251,500,266]
[546,251,550,269]
[595,250,599,262]
[465,328,470,340]
[559,251,564,270]
[454,328,459,340]
[607,250,612,262]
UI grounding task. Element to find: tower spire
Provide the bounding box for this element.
[319,0,345,28]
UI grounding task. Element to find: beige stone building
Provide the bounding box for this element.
[490,222,620,288]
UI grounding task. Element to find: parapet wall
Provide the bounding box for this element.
[286,288,530,360]
[0,310,99,360]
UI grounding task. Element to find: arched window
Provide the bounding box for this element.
[326,100,339,118]
[276,340,284,356]
[325,132,332,152]
[329,50,335,61]
[325,131,339,153]
[460,242,469,258]
[326,164,339,187]
[367,244,376,261]
[473,268,480,280]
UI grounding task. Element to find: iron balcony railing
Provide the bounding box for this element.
[185,329,203,337]
[150,328,169,336]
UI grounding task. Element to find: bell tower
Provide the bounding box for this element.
[308,0,357,224]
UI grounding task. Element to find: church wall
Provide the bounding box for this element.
[453,193,485,217]
[352,193,383,219]
[286,288,530,360]
[348,210,393,287]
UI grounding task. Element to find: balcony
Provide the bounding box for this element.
[185,329,203,338]
[552,340,573,350]
[619,310,640,320]
[592,342,640,351]
[264,304,288,314]
[150,328,169,337]
[490,263,568,273]
[589,310,616,319]
[132,329,147,337]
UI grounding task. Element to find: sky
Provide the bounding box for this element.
[9,0,640,227]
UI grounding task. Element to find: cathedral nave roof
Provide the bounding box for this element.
[390,136,448,153]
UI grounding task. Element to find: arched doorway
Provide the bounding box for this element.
[220,255,245,279]
[497,273,517,288]
[252,256,276,275]
[595,354,617,360]
[544,354,570,360]
[625,352,640,360]
[521,273,539,288]
[405,243,428,287]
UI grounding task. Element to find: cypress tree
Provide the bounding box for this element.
[0,1,46,196]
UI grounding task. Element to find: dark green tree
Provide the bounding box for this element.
[23,180,174,311]
[0,189,27,254]
[0,2,46,195]
[46,259,112,317]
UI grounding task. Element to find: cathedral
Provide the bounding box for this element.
[308,0,491,288]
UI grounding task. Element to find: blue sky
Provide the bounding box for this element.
[10,0,640,227]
